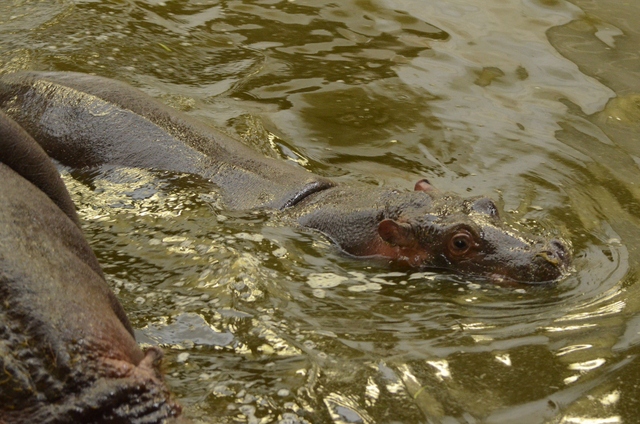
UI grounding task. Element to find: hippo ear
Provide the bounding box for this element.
[414,179,438,193]
[378,219,415,247]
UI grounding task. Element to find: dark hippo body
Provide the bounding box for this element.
[0,71,570,284]
[0,110,181,423]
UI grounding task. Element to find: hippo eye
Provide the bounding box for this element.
[448,231,473,256]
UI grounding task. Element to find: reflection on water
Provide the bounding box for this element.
[4,0,640,422]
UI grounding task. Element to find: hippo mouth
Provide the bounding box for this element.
[433,245,572,286]
[485,255,571,286]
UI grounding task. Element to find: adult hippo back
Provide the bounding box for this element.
[0,71,570,284]
[0,111,181,423]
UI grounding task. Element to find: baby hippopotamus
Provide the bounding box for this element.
[0,110,182,423]
[0,71,570,284]
[289,179,568,283]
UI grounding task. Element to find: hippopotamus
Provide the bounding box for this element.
[0,71,570,284]
[0,110,181,423]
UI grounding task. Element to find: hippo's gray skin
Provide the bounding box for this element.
[0,110,182,423]
[289,180,569,283]
[0,71,570,284]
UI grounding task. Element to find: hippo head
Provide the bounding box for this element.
[376,179,570,284]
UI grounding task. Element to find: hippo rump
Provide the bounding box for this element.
[0,110,181,423]
[0,71,570,284]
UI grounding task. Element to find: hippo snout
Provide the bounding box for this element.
[522,238,572,284]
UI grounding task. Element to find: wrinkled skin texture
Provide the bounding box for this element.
[0,111,181,423]
[0,71,570,283]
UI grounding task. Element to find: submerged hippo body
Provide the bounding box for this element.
[0,71,334,211]
[0,111,181,423]
[0,71,570,283]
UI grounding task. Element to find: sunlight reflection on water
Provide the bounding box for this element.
[4,0,640,421]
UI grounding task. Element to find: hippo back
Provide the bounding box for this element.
[0,71,334,210]
[0,111,180,423]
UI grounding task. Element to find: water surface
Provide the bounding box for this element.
[2,0,640,422]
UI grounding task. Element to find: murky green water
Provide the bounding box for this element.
[2,0,640,422]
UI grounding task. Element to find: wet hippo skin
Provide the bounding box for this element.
[0,72,570,284]
[0,72,334,211]
[0,111,181,423]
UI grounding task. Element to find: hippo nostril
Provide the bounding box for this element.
[550,239,566,251]
[549,239,569,261]
[536,251,561,266]
[536,239,570,267]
